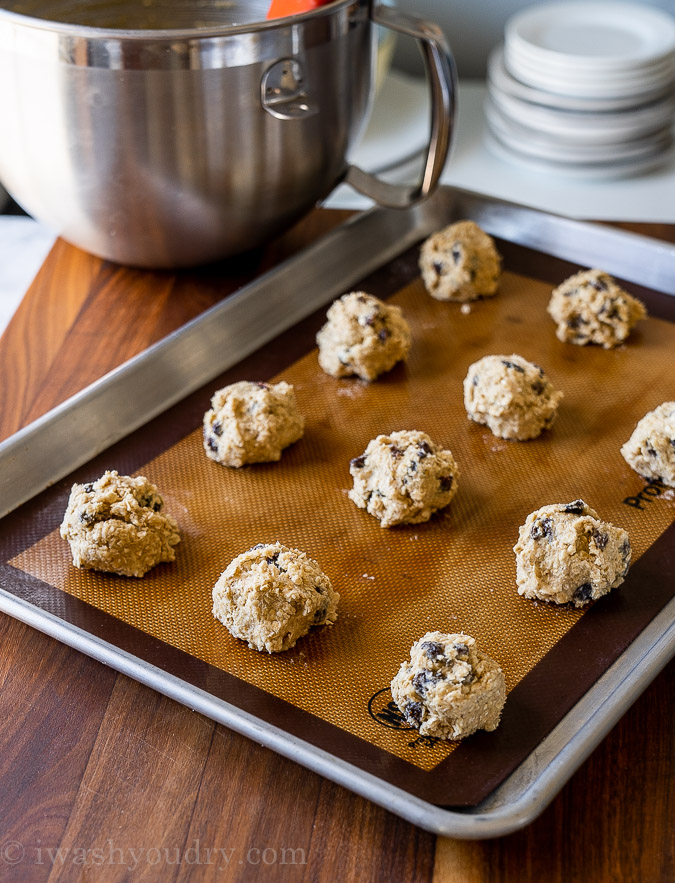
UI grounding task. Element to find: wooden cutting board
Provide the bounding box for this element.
[0,209,355,443]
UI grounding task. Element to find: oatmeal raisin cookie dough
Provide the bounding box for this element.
[621,401,675,488]
[316,291,411,381]
[547,268,646,348]
[212,542,339,653]
[203,380,304,468]
[463,354,562,440]
[60,470,180,577]
[349,430,459,528]
[514,500,631,607]
[391,631,506,740]
[419,220,501,302]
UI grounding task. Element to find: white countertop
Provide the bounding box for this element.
[1,73,673,339]
[0,216,57,337]
[327,75,675,219]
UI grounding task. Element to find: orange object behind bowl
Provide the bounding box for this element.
[267,0,330,20]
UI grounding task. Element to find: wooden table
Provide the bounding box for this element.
[0,210,672,882]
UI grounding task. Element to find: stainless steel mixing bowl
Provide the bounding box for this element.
[0,0,454,267]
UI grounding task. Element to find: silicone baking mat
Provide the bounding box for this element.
[2,239,674,806]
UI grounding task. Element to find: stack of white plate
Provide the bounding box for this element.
[486,1,675,177]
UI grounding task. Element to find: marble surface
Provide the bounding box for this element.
[0,216,56,338]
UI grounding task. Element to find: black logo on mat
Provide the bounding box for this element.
[367,687,441,750]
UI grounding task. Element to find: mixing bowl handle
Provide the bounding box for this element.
[343,1,457,209]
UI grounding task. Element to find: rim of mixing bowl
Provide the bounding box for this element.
[0,0,349,38]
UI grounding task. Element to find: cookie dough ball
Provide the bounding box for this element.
[60,470,180,577]
[391,632,506,740]
[203,380,304,468]
[621,401,675,488]
[514,500,631,607]
[547,269,646,348]
[349,430,459,528]
[212,542,339,653]
[316,291,411,382]
[463,354,562,440]
[419,220,501,302]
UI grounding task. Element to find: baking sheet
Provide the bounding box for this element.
[0,188,673,835]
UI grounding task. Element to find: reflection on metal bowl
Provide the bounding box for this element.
[0,0,454,268]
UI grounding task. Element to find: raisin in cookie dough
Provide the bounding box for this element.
[349,430,459,528]
[316,291,411,382]
[212,543,339,653]
[621,401,675,488]
[419,220,501,302]
[547,269,646,348]
[391,632,506,740]
[514,500,631,608]
[60,470,180,578]
[463,354,562,440]
[203,380,304,468]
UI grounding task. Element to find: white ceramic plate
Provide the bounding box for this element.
[504,48,675,98]
[505,1,675,70]
[489,46,674,112]
[489,86,675,142]
[505,45,675,82]
[485,99,673,163]
[506,42,673,78]
[485,128,673,179]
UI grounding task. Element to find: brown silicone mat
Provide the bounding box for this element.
[2,238,674,806]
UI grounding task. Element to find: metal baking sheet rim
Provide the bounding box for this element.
[0,589,672,838]
[0,186,674,836]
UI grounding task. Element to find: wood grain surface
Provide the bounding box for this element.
[0,210,672,882]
